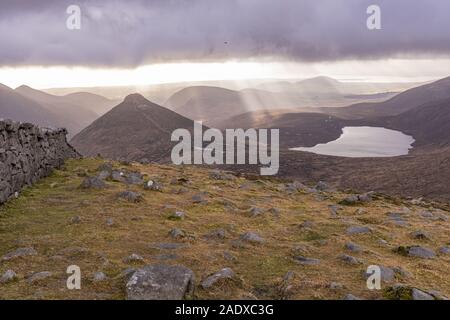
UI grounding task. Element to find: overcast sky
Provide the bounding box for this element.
[1,0,450,67]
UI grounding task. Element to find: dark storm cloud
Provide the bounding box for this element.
[0,0,450,66]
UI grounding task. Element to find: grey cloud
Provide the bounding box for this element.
[0,0,450,67]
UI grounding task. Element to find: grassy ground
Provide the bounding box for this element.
[0,158,448,300]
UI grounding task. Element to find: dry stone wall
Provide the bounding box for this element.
[0,120,79,204]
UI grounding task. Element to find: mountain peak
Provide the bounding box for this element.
[123,93,148,105]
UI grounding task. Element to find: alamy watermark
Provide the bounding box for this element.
[171,122,279,176]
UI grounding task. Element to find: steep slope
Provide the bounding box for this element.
[165,86,248,124]
[379,98,450,147]
[0,84,59,127]
[326,76,450,119]
[62,92,118,116]
[71,94,197,162]
[15,85,99,136]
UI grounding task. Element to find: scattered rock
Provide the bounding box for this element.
[340,192,373,205]
[143,180,163,192]
[299,221,314,229]
[223,251,236,261]
[80,176,106,189]
[123,253,144,263]
[205,228,226,240]
[293,256,320,265]
[70,215,82,224]
[0,270,17,284]
[315,181,331,192]
[338,254,361,265]
[169,228,186,239]
[343,294,362,300]
[250,207,264,217]
[384,284,435,300]
[191,194,208,204]
[364,266,395,283]
[268,207,281,216]
[328,204,341,216]
[209,170,235,181]
[111,170,127,183]
[168,211,186,221]
[240,232,264,244]
[106,218,114,226]
[346,226,371,235]
[126,264,195,300]
[93,272,108,282]
[27,271,52,284]
[277,271,296,299]
[201,268,235,289]
[1,247,37,261]
[117,191,142,203]
[149,243,189,250]
[344,242,362,253]
[97,170,111,180]
[438,246,450,255]
[395,246,436,259]
[126,172,144,185]
[410,230,431,240]
[329,282,345,290]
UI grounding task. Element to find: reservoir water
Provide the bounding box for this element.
[290,126,415,157]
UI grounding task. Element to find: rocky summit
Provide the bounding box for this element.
[0,158,448,300]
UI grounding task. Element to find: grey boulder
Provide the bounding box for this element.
[126,265,195,300]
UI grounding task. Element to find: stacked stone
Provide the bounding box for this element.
[0,120,79,204]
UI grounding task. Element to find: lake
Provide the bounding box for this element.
[290,126,415,157]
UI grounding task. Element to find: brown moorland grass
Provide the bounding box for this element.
[0,158,448,300]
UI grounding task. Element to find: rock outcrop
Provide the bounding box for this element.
[0,120,78,204]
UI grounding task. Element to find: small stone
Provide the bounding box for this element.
[143,180,163,192]
[344,242,362,253]
[343,294,362,300]
[124,253,144,263]
[315,181,331,191]
[328,204,340,216]
[0,270,17,284]
[293,256,320,265]
[363,266,395,283]
[329,282,344,290]
[412,288,434,300]
[410,230,431,240]
[407,246,436,259]
[209,170,235,181]
[117,191,143,203]
[149,243,188,250]
[191,194,207,204]
[1,247,37,261]
[268,208,281,216]
[111,170,127,182]
[27,271,52,284]
[126,265,195,300]
[223,251,236,261]
[168,211,186,221]
[240,232,264,244]
[346,226,371,235]
[439,246,450,255]
[70,216,82,224]
[299,221,314,229]
[80,176,106,189]
[201,268,235,289]
[338,254,361,265]
[205,228,226,240]
[126,172,144,185]
[250,207,264,217]
[106,218,114,226]
[93,272,108,282]
[169,228,186,239]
